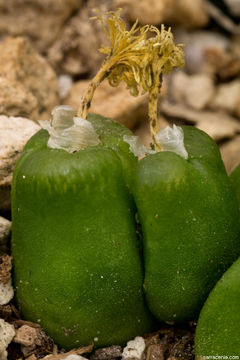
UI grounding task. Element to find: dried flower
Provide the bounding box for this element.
[94,9,149,96]
[77,10,185,151]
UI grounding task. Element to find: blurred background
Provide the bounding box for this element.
[1,0,240,213]
[0,2,240,357]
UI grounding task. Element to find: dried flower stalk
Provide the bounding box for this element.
[77,10,184,151]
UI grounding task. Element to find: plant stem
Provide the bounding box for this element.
[77,62,112,119]
[148,72,162,151]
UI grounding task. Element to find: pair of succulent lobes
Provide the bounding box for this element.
[12,106,240,355]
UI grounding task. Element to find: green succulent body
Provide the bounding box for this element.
[230,164,240,208]
[11,114,154,349]
[133,126,240,323]
[195,257,240,356]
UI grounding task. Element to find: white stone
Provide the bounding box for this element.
[58,75,73,100]
[0,280,14,305]
[43,354,88,360]
[0,319,15,360]
[0,115,40,186]
[122,336,145,360]
[171,71,215,110]
[0,217,11,243]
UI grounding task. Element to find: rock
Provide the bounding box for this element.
[0,254,13,306]
[0,217,11,245]
[47,0,112,76]
[217,36,240,83]
[58,75,73,100]
[197,112,240,141]
[145,344,165,360]
[65,80,148,129]
[0,0,80,52]
[170,71,215,110]
[65,356,88,360]
[225,0,240,16]
[175,30,229,75]
[0,281,14,306]
[26,355,38,360]
[44,356,87,360]
[231,34,240,59]
[0,115,40,187]
[0,255,12,285]
[0,304,15,320]
[21,344,39,358]
[115,0,208,28]
[161,102,240,141]
[0,76,38,119]
[210,79,240,115]
[0,187,11,212]
[0,37,59,120]
[14,325,42,347]
[0,319,15,360]
[197,113,240,141]
[115,0,173,25]
[13,322,55,358]
[13,324,55,358]
[205,0,240,34]
[122,337,145,360]
[91,345,122,360]
[42,345,93,360]
[220,136,240,174]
